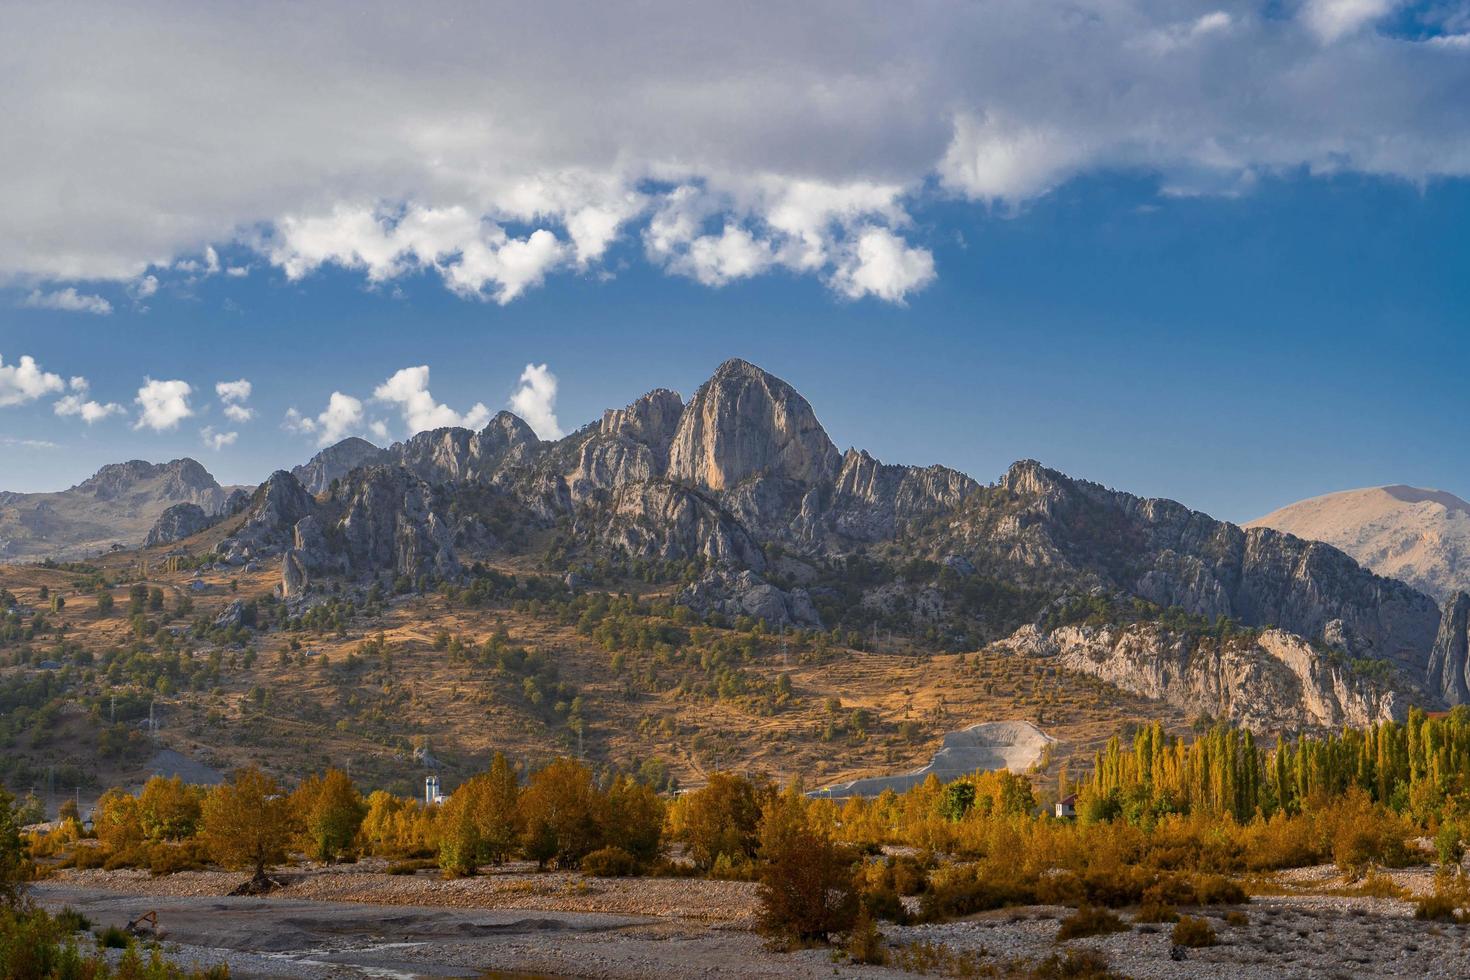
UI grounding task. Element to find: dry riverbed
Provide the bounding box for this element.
[30,861,1470,978]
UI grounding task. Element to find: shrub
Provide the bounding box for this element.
[1055,905,1128,941]
[1134,900,1178,923]
[581,846,639,878]
[95,924,129,949]
[1029,948,1125,979]
[846,909,887,965]
[1414,875,1470,923]
[1171,915,1217,948]
[53,907,91,933]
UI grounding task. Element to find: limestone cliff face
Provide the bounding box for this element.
[335,467,457,581]
[144,503,212,547]
[947,460,1441,673]
[580,481,766,571]
[1001,622,1405,732]
[1427,592,1470,704]
[568,389,685,503]
[832,449,979,541]
[221,471,315,559]
[667,358,840,493]
[392,413,541,487]
[208,358,1451,692]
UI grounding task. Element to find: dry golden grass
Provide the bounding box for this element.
[1,529,1187,794]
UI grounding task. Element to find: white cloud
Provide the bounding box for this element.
[831,228,936,303]
[373,365,490,435]
[54,376,123,423]
[285,391,384,447]
[1301,0,1400,44]
[22,288,112,315]
[271,205,568,304]
[134,378,194,431]
[0,353,64,406]
[200,425,237,450]
[0,435,59,449]
[508,363,563,440]
[133,274,159,299]
[216,378,255,422]
[1,3,1467,299]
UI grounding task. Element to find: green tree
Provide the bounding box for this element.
[0,788,31,908]
[96,592,114,617]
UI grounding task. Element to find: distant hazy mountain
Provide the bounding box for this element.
[1248,485,1470,603]
[0,458,242,561]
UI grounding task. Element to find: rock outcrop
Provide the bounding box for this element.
[668,358,841,492]
[944,461,1441,674]
[145,503,212,547]
[1428,592,1470,704]
[678,568,823,629]
[291,437,388,495]
[1001,622,1406,732]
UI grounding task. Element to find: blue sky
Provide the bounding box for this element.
[2,3,1468,523]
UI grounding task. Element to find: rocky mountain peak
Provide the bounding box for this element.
[478,411,540,455]
[668,359,840,492]
[73,458,219,500]
[291,437,387,495]
[600,388,684,452]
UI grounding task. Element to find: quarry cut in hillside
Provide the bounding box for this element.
[814,720,1054,799]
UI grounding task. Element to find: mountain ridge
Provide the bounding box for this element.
[1248,483,1470,603]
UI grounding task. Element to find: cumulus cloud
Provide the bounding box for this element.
[508,363,563,440]
[134,378,194,431]
[0,353,65,406]
[2,3,1468,301]
[270,205,568,304]
[200,426,237,451]
[284,392,384,447]
[54,376,123,423]
[216,378,255,422]
[373,365,491,435]
[831,228,936,303]
[22,288,112,315]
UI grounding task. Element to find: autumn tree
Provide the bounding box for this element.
[604,776,665,864]
[293,769,366,864]
[201,766,295,881]
[361,791,426,857]
[518,758,605,870]
[138,776,203,841]
[673,772,767,872]
[93,788,145,854]
[437,754,523,875]
[756,786,857,944]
